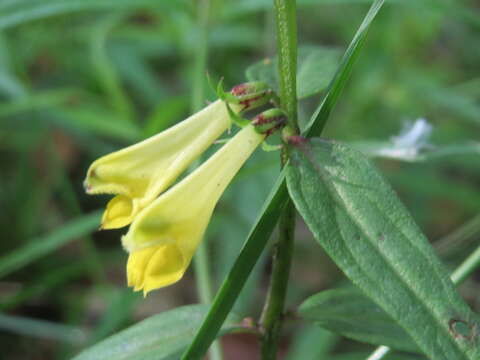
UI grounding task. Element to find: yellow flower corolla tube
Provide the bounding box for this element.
[123,125,265,294]
[84,100,241,229]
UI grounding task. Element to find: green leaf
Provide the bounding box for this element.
[246,45,341,99]
[0,211,101,278]
[181,1,386,359]
[286,138,480,360]
[299,287,417,352]
[72,304,242,360]
[245,58,277,93]
[296,46,341,99]
[285,325,338,360]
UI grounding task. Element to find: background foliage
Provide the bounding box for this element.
[0,0,479,359]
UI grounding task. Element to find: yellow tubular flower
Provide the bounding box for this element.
[123,125,265,295]
[84,100,241,229]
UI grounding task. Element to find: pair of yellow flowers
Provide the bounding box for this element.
[84,83,284,295]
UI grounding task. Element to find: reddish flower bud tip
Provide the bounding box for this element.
[252,108,287,136]
[231,84,248,96]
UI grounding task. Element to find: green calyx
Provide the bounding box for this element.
[252,108,287,136]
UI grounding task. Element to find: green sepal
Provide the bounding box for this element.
[225,101,250,128]
[216,78,238,104]
[251,108,287,136]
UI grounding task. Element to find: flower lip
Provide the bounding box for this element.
[127,243,186,295]
[101,195,135,229]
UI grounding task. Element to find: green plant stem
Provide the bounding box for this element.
[367,244,480,360]
[450,244,480,286]
[273,0,298,132]
[434,213,480,256]
[190,1,223,360]
[260,1,298,359]
[260,201,295,359]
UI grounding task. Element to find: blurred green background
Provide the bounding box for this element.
[0,0,479,359]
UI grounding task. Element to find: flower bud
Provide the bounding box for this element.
[230,81,269,97]
[227,81,275,111]
[252,108,287,136]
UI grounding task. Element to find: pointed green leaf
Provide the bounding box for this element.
[299,287,417,352]
[72,305,242,360]
[286,138,480,360]
[285,325,338,360]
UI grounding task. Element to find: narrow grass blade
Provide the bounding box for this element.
[0,211,101,278]
[246,45,342,99]
[305,0,385,137]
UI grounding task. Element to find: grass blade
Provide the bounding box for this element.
[0,211,101,278]
[305,0,384,137]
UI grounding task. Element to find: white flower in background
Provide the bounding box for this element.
[370,118,433,161]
